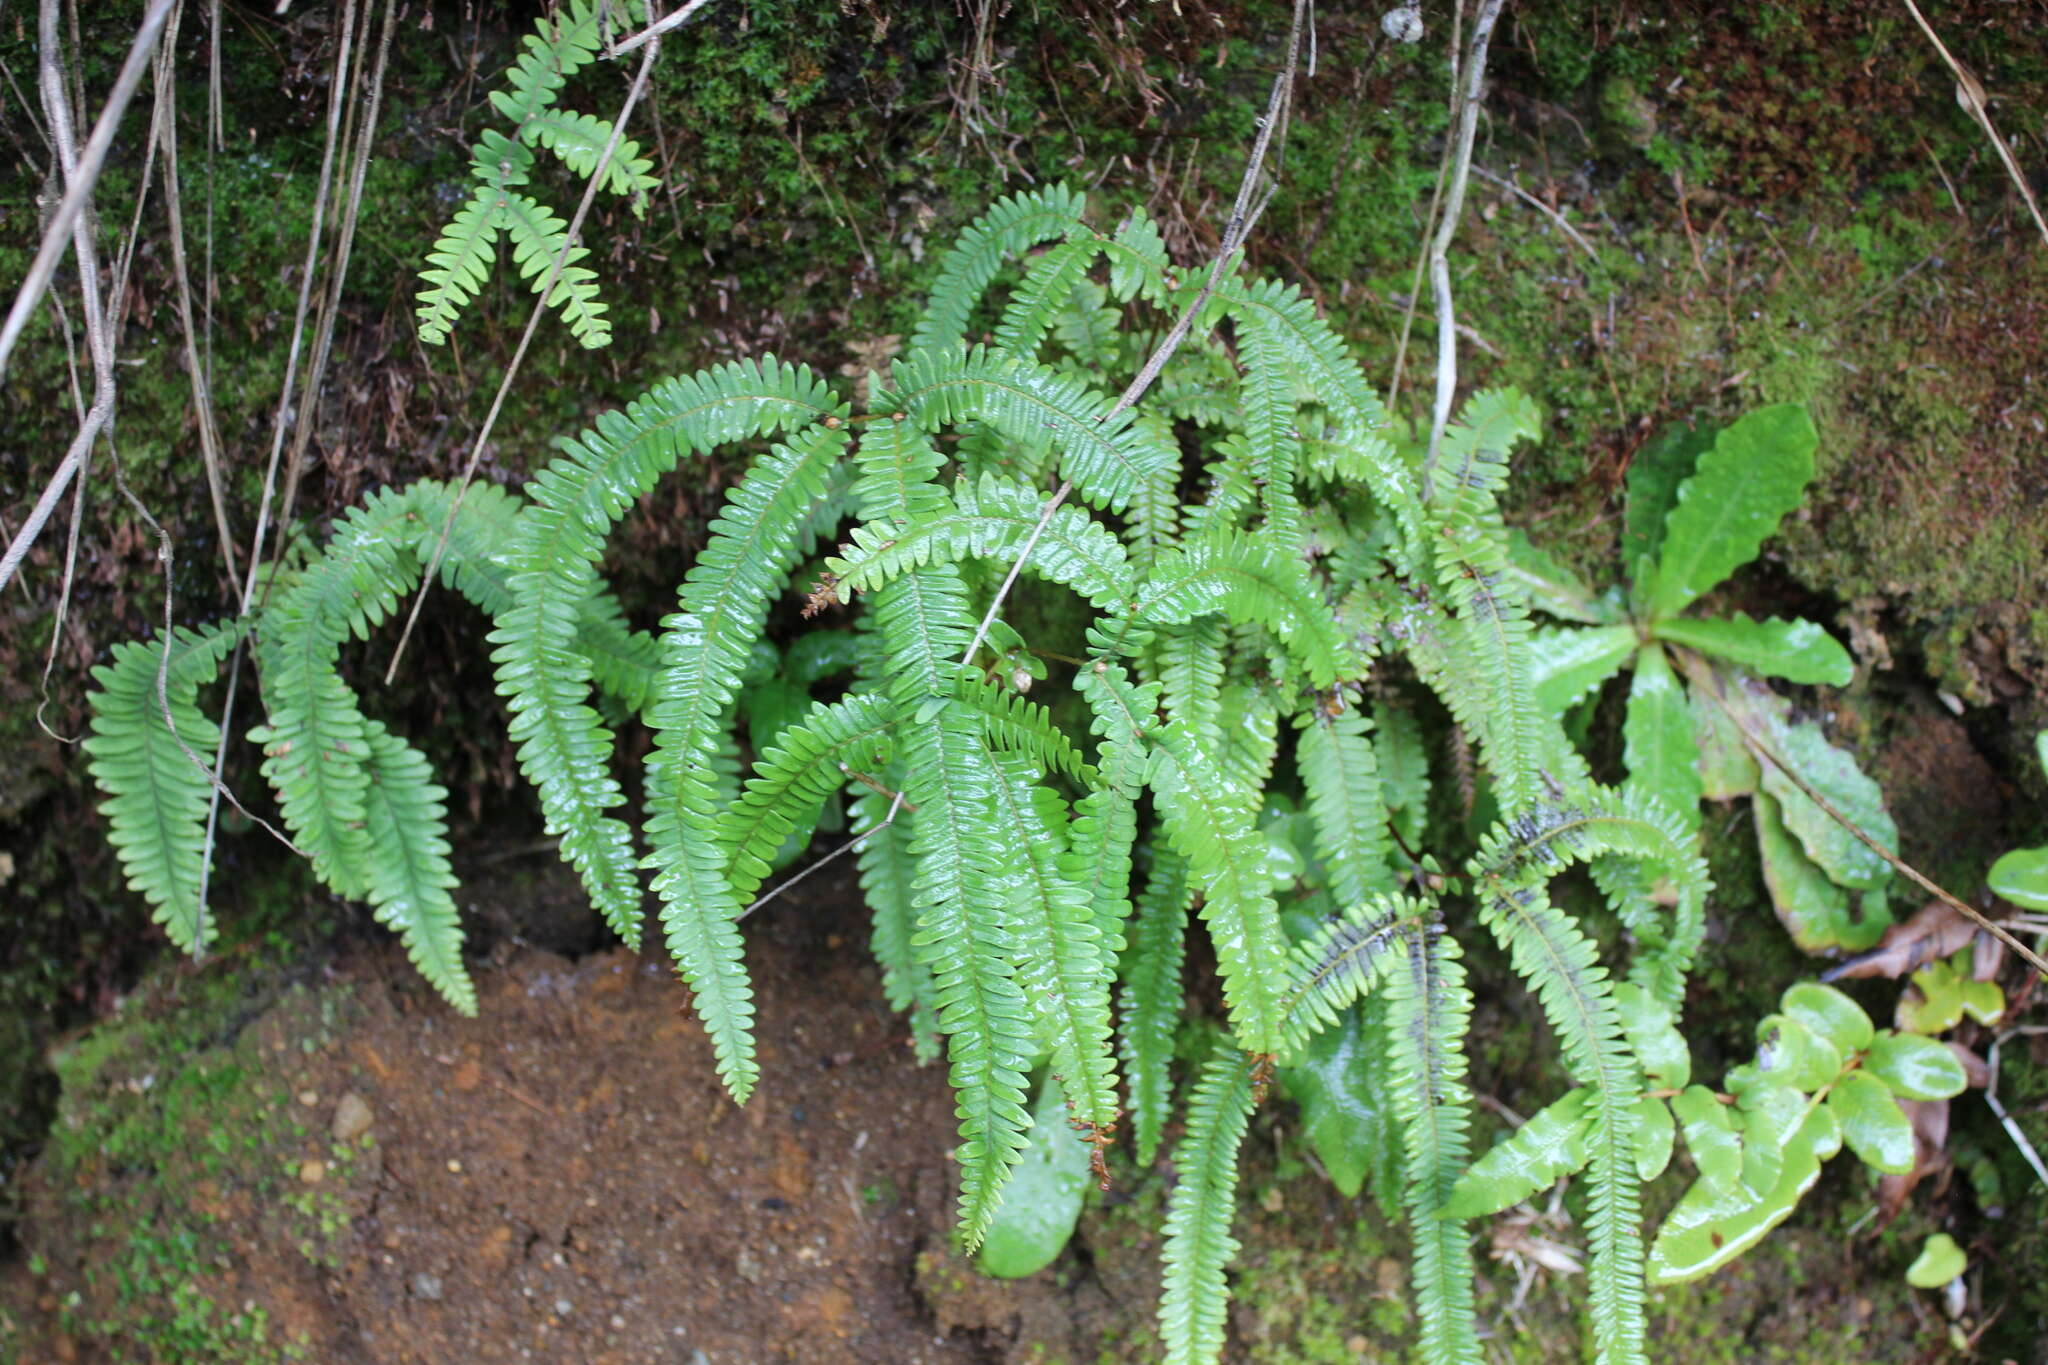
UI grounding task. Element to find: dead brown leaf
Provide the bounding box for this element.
[1821,901,1978,981]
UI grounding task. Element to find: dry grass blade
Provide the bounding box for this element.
[1899,0,2048,247]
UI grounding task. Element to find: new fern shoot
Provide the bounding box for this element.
[88,182,1916,1363]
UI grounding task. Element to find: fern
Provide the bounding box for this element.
[416,0,657,348]
[92,180,1833,1364]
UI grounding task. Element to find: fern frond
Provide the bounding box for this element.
[948,670,1094,784]
[487,0,602,127]
[1131,533,1356,688]
[498,191,611,348]
[1385,924,1481,1365]
[854,782,942,1061]
[1118,845,1192,1166]
[977,741,1121,1138]
[1122,410,1184,572]
[491,357,841,945]
[828,473,1135,610]
[905,718,1036,1250]
[912,183,1090,354]
[1277,893,1415,1060]
[1296,705,1395,909]
[1149,721,1291,1057]
[995,236,1106,358]
[416,193,502,346]
[84,621,244,953]
[884,347,1167,512]
[520,107,656,200]
[716,693,895,898]
[1214,681,1282,795]
[1159,1041,1257,1365]
[359,719,477,1015]
[1153,618,1228,754]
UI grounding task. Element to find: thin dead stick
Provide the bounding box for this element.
[34,289,91,743]
[384,36,663,684]
[268,0,395,573]
[1680,652,2048,981]
[1470,164,1601,264]
[1420,0,1508,494]
[1899,0,2048,247]
[1,0,128,599]
[1387,1,1461,415]
[606,0,715,58]
[1985,1031,2048,1191]
[0,0,175,382]
[155,0,240,581]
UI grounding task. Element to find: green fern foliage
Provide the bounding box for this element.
[86,179,1868,1365]
[416,0,657,348]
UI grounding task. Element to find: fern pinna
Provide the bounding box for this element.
[94,185,1743,1363]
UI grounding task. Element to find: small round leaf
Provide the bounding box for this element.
[1863,1032,1968,1102]
[1905,1233,1967,1289]
[1781,981,1874,1054]
[1826,1071,1914,1175]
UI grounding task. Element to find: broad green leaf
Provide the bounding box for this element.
[1530,625,1634,713]
[1780,981,1874,1055]
[1755,790,1887,953]
[1443,1088,1593,1220]
[1898,952,2006,1034]
[1735,1080,1810,1196]
[1988,845,2048,913]
[1279,1001,1400,1206]
[1905,1233,1967,1288]
[1631,1095,1676,1181]
[1613,981,1691,1090]
[1716,671,1897,893]
[1862,1032,1968,1101]
[1827,1071,1914,1175]
[1649,1103,1841,1285]
[1691,685,1759,799]
[1672,1085,1740,1194]
[1651,614,1852,687]
[1623,420,1714,575]
[1649,403,1819,620]
[978,1070,1094,1278]
[1623,646,1704,834]
[1504,529,1616,624]
[1754,1013,1841,1093]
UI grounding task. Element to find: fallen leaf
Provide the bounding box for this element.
[1821,902,1977,981]
[1874,1097,1949,1228]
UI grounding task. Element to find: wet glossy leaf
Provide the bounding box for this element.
[1505,529,1618,625]
[977,1071,1094,1278]
[1614,981,1691,1090]
[1651,614,1852,687]
[1736,1080,1810,1196]
[1904,1233,1966,1289]
[1780,981,1874,1055]
[1863,1033,1968,1102]
[1754,1013,1841,1093]
[1649,1104,1841,1285]
[1631,1095,1676,1181]
[1755,790,1887,953]
[1444,1088,1593,1220]
[1280,1001,1400,1206]
[1691,685,1759,799]
[1650,403,1818,620]
[1624,420,1714,575]
[1530,625,1634,713]
[1623,646,1703,835]
[1827,1071,1914,1175]
[1988,845,2048,913]
[1671,1085,1740,1195]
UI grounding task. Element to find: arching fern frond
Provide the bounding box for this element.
[84,621,245,954]
[359,719,476,1015]
[1118,845,1192,1166]
[1159,1042,1257,1365]
[912,183,1090,354]
[1131,534,1356,688]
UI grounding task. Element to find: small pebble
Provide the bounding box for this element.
[331,1092,373,1142]
[447,1159,463,1173]
[610,1314,625,1329]
[298,1159,325,1184]
[412,1273,444,1302]
[554,1298,574,1316]
[296,1089,319,1107]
